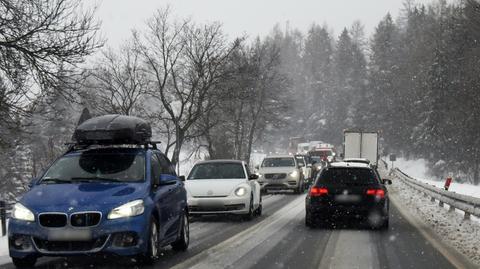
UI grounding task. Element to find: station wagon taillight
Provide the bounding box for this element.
[310,187,328,197]
[366,189,385,198]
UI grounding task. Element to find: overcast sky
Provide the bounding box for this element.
[87,0,437,48]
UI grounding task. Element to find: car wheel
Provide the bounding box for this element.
[254,196,263,216]
[242,195,254,221]
[380,217,389,230]
[171,210,190,251]
[12,257,37,268]
[305,210,315,228]
[138,218,159,265]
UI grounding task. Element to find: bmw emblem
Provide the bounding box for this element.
[68,206,75,212]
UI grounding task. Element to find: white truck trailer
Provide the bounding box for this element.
[343,131,379,166]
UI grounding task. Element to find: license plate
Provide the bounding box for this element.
[334,194,361,203]
[48,229,92,241]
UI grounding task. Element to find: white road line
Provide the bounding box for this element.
[171,194,307,269]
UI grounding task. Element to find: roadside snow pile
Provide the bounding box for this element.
[394,157,430,180]
[0,235,7,257]
[395,157,480,199]
[390,176,480,266]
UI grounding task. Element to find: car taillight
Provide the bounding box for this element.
[310,187,328,197]
[366,189,385,198]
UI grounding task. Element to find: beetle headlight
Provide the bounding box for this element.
[108,199,144,220]
[12,203,35,222]
[235,187,247,197]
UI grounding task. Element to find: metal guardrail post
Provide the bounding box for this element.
[0,200,6,236]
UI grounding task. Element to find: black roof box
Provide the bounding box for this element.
[73,114,152,145]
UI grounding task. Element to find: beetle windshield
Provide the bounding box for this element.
[188,163,246,180]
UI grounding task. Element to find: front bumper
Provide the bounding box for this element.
[258,174,300,191]
[188,195,250,215]
[8,214,150,258]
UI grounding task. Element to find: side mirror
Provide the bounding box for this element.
[28,177,39,188]
[248,174,259,180]
[332,153,336,157]
[159,174,177,186]
[179,175,186,181]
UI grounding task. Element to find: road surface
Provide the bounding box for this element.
[1,190,474,269]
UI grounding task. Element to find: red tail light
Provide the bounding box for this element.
[310,187,328,197]
[366,189,385,198]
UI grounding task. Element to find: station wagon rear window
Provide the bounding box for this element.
[317,168,379,186]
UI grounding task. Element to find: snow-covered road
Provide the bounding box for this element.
[0,190,476,269]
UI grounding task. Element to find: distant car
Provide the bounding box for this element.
[295,154,313,186]
[257,155,305,194]
[9,115,189,268]
[343,158,371,165]
[309,148,336,163]
[305,162,392,229]
[185,160,262,220]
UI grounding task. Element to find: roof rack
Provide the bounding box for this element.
[65,141,162,153]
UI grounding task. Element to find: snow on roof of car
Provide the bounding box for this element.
[195,159,244,164]
[264,154,295,158]
[329,162,371,168]
[343,158,370,163]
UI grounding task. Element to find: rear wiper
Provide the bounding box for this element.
[71,177,123,183]
[41,178,72,184]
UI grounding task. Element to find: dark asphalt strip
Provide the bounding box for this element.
[373,204,456,269]
[246,215,333,269]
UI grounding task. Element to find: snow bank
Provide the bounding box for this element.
[394,157,480,199]
[393,157,430,180]
[0,235,7,257]
[389,173,480,266]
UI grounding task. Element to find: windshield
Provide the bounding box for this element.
[262,157,295,167]
[188,163,246,180]
[40,151,145,183]
[317,168,379,186]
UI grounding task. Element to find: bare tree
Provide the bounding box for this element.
[134,8,239,165]
[89,42,149,116]
[0,0,102,146]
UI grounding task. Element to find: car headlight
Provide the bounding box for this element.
[12,203,34,222]
[108,199,145,220]
[289,170,298,178]
[235,187,247,197]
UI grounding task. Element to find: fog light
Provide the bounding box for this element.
[113,232,138,247]
[10,235,31,250]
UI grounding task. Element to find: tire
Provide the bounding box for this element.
[380,217,389,230]
[305,210,316,228]
[171,210,190,251]
[242,195,254,221]
[137,218,159,265]
[12,257,37,268]
[254,196,263,216]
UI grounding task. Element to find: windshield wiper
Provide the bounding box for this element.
[71,177,123,183]
[41,178,72,184]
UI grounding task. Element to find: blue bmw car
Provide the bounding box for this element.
[8,115,189,268]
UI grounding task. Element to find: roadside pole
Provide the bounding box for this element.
[0,200,6,236]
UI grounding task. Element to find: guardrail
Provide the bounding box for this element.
[392,168,480,220]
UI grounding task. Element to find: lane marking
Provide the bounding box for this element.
[389,192,477,269]
[171,194,306,269]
